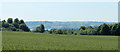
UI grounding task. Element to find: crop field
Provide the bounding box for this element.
[2,31,118,50]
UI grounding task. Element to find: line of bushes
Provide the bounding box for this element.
[32,22,120,36]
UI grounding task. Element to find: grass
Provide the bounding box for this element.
[2,31,118,50]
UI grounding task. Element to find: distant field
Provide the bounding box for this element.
[2,31,118,50]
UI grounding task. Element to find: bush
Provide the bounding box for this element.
[19,24,30,32]
[35,24,45,33]
[2,22,9,28]
[56,29,63,34]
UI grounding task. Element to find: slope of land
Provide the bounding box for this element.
[25,21,115,30]
[2,31,118,50]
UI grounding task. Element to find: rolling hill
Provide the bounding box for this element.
[25,21,115,30]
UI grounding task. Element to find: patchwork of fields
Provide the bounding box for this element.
[2,31,118,50]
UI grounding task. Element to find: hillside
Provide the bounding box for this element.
[25,21,115,30]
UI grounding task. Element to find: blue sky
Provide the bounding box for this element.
[1,2,118,22]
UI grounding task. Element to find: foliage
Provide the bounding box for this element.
[67,29,73,35]
[79,26,86,30]
[33,24,45,33]
[19,24,30,32]
[19,19,25,24]
[99,23,110,35]
[2,18,30,32]
[56,29,63,34]
[2,22,10,28]
[7,18,13,24]
[14,18,19,24]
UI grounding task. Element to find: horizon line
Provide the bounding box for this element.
[25,20,118,23]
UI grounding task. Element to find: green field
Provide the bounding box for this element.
[2,31,118,50]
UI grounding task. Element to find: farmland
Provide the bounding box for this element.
[2,31,118,50]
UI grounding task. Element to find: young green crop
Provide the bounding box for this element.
[2,31,118,50]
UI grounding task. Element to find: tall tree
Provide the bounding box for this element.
[19,24,30,32]
[14,18,19,24]
[36,24,45,33]
[116,23,120,35]
[100,23,110,35]
[13,22,19,28]
[2,22,9,28]
[111,24,118,35]
[79,26,86,30]
[19,19,25,24]
[87,26,93,29]
[7,18,13,24]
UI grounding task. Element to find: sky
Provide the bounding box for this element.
[0,0,119,22]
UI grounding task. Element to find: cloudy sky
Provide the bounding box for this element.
[0,0,119,22]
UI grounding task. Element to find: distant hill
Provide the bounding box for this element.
[25,21,116,30]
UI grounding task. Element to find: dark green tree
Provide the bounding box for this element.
[116,23,120,35]
[14,18,19,24]
[79,29,87,35]
[111,24,118,35]
[7,18,13,24]
[19,19,25,24]
[96,25,102,35]
[2,20,6,23]
[19,24,30,32]
[7,27,17,31]
[79,26,86,30]
[13,22,19,28]
[100,23,110,35]
[2,22,9,28]
[87,26,93,29]
[36,24,45,33]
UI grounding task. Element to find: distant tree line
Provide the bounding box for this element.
[78,23,120,36]
[2,18,120,36]
[32,22,120,36]
[2,18,30,32]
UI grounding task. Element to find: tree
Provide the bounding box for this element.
[19,24,30,32]
[62,29,67,34]
[7,18,13,24]
[19,19,25,24]
[79,26,86,30]
[56,29,63,34]
[87,26,93,29]
[2,22,9,28]
[36,24,45,33]
[67,29,73,35]
[7,27,17,31]
[14,18,19,24]
[2,20,6,23]
[116,23,120,35]
[100,23,110,35]
[86,29,97,35]
[49,29,56,34]
[96,25,102,35]
[111,24,118,35]
[13,22,19,28]
[79,29,87,35]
